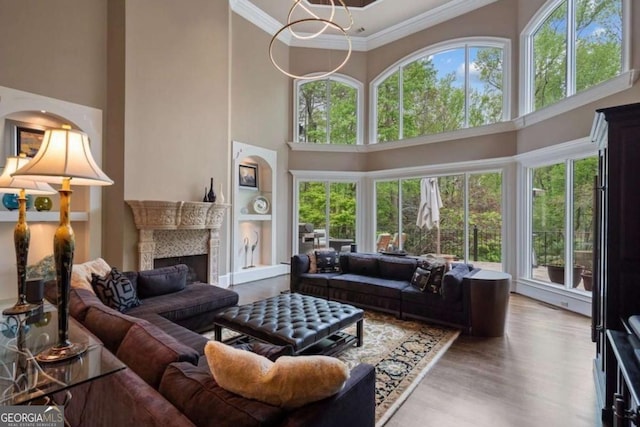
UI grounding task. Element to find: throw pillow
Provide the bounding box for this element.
[204,341,349,409]
[315,249,340,273]
[71,258,112,294]
[91,267,141,313]
[307,251,317,274]
[136,264,188,298]
[410,267,431,292]
[417,258,447,294]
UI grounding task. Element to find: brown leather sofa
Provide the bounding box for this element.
[45,265,376,427]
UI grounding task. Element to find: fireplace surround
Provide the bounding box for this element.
[126,200,229,285]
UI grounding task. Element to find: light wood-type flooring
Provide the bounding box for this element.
[229,275,599,427]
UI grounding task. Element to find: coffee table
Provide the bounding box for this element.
[213,293,363,356]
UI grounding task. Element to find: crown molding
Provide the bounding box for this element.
[230,0,499,51]
[365,0,499,50]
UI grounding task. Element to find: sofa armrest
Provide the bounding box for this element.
[290,254,311,292]
[280,363,376,427]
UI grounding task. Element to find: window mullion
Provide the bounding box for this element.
[399,66,404,141]
[464,45,470,128]
[566,0,576,97]
[325,80,331,144]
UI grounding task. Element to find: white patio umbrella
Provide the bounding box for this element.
[416,177,443,253]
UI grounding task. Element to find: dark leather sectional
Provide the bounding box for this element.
[291,252,479,332]
[44,264,376,427]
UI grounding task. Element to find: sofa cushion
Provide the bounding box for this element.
[307,251,317,273]
[441,263,469,302]
[378,256,417,281]
[137,312,210,355]
[71,257,111,293]
[126,282,238,332]
[315,249,340,273]
[116,320,199,389]
[329,274,409,299]
[136,264,188,299]
[91,267,141,313]
[204,341,349,408]
[83,304,143,354]
[160,361,288,427]
[344,253,379,277]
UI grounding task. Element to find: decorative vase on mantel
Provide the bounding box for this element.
[202,178,217,203]
[206,178,216,203]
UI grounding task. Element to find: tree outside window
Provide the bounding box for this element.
[531,0,622,111]
[297,78,358,145]
[375,42,505,143]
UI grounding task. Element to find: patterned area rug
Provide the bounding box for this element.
[207,311,459,426]
[338,311,459,426]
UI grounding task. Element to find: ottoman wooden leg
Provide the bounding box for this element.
[214,324,222,341]
[356,319,363,347]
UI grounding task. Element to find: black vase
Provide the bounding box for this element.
[207,178,216,203]
[202,187,208,202]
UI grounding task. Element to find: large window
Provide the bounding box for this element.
[373,38,508,143]
[529,156,597,291]
[375,172,503,271]
[298,181,357,252]
[295,75,361,145]
[524,0,623,112]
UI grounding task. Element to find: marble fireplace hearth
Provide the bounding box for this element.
[126,200,230,286]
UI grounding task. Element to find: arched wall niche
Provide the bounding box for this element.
[0,85,104,300]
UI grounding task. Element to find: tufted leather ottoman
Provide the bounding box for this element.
[213,293,363,355]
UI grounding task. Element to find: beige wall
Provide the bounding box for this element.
[230,15,292,263]
[0,0,107,109]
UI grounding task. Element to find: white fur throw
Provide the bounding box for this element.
[71,258,111,293]
[204,341,350,408]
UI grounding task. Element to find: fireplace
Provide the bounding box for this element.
[126,200,229,285]
[154,254,208,283]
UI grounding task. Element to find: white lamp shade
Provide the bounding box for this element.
[12,128,113,186]
[0,156,56,195]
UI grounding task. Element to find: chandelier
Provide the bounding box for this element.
[269,0,353,80]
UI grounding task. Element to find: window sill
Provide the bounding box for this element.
[514,69,640,129]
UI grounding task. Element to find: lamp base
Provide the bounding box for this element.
[36,342,87,364]
[2,301,39,316]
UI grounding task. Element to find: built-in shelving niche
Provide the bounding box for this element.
[231,141,285,284]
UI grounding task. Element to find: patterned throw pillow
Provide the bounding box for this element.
[91,267,141,313]
[315,249,340,273]
[416,258,447,294]
[410,267,431,292]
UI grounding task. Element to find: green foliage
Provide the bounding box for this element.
[534,0,621,109]
[298,79,357,144]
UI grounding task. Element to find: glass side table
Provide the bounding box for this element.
[0,298,125,405]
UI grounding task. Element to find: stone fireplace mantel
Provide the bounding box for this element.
[126,200,230,285]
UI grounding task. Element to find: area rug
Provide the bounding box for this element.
[338,311,459,426]
[207,311,459,426]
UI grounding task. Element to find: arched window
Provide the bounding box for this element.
[371,38,509,144]
[294,74,363,145]
[521,0,624,113]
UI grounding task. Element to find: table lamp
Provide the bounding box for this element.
[0,154,56,315]
[12,125,113,362]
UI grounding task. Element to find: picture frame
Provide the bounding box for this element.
[15,126,46,157]
[239,163,258,189]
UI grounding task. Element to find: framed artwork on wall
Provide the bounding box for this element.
[15,126,46,157]
[239,163,258,189]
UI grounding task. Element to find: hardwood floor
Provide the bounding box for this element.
[229,275,599,427]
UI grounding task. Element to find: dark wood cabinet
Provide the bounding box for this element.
[592,103,640,426]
